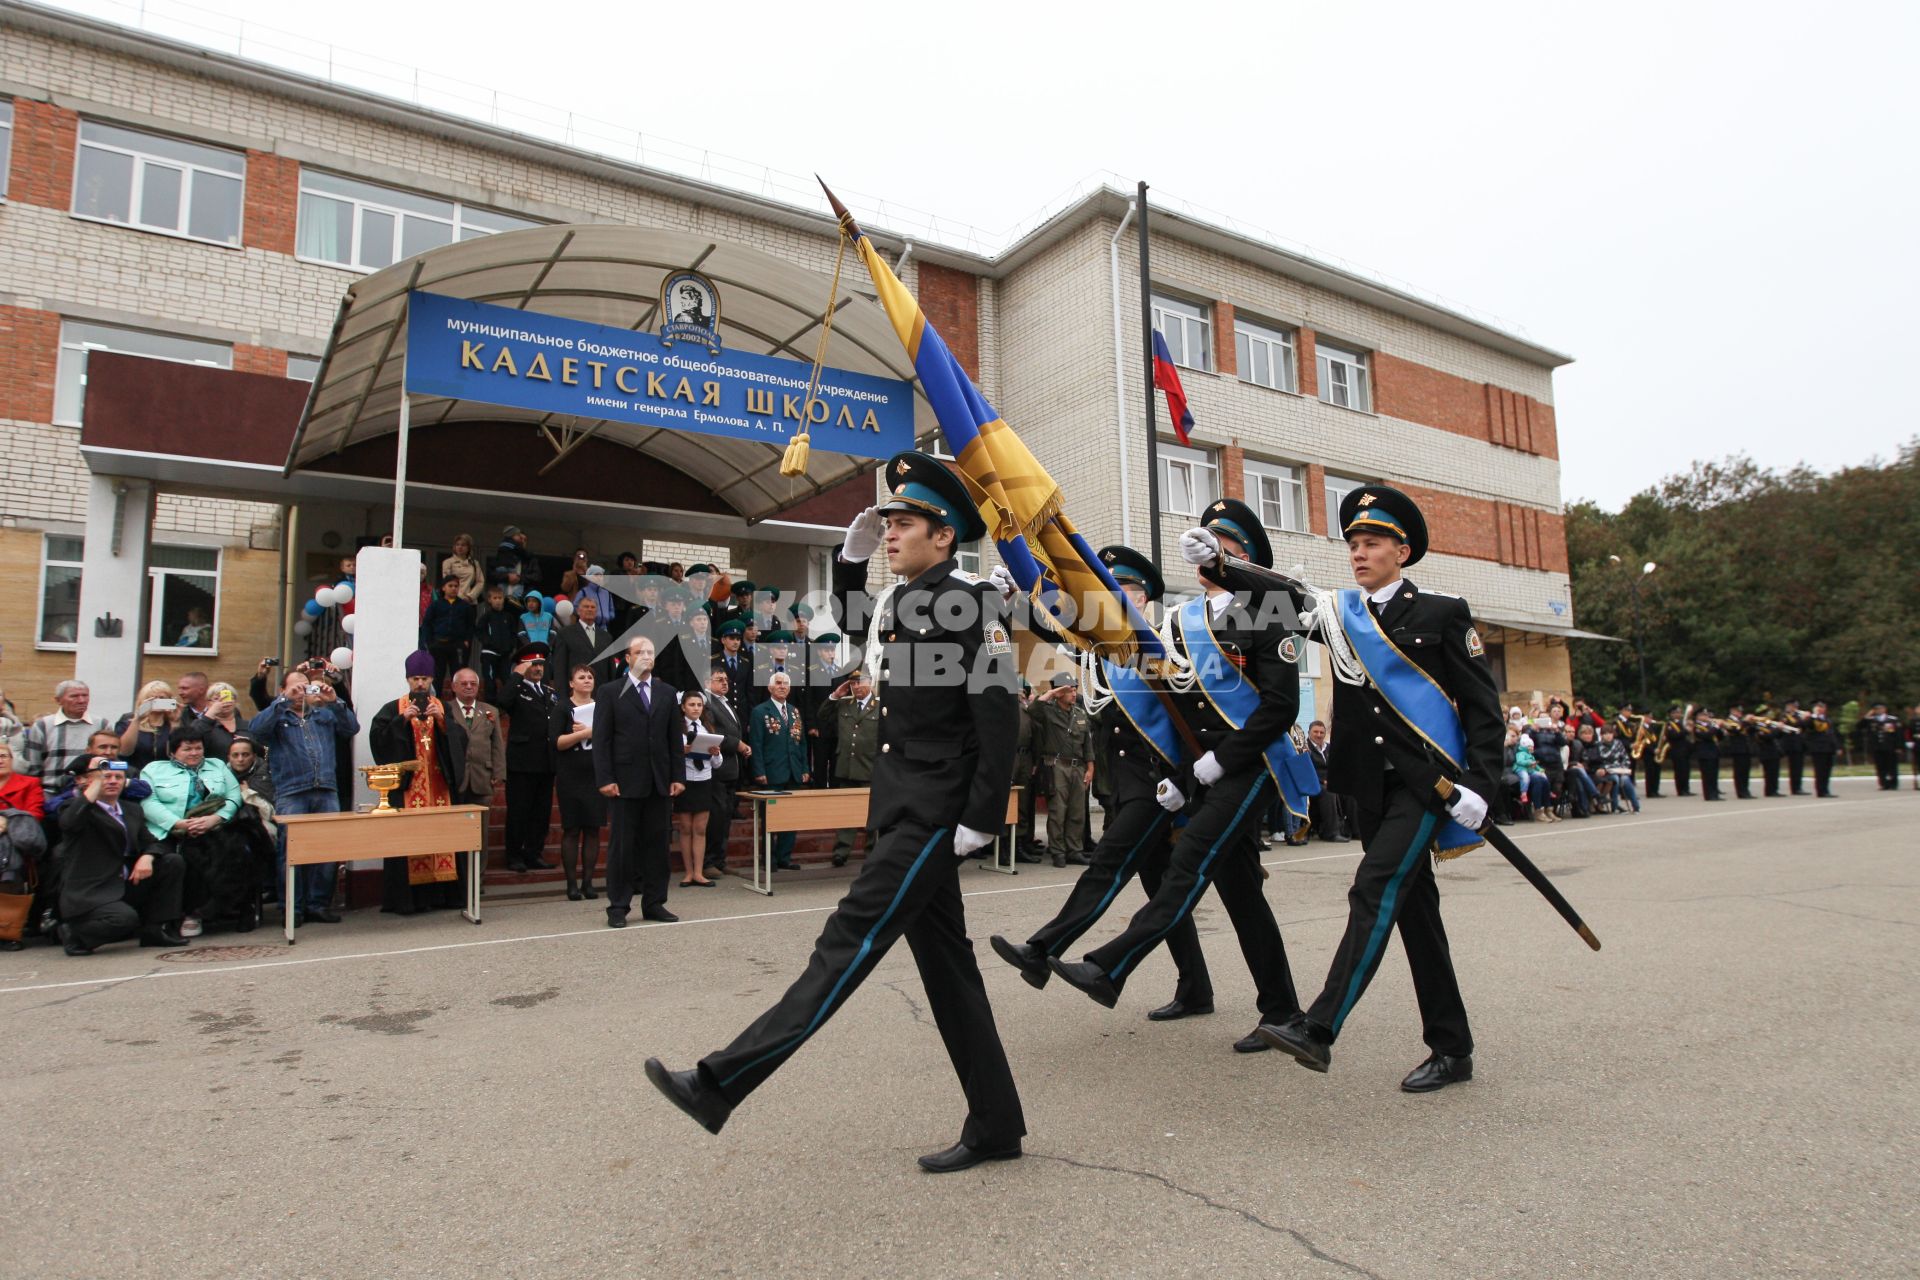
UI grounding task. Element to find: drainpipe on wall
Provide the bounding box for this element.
[1108,201,1138,544]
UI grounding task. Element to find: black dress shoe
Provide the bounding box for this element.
[527,858,557,871]
[917,1139,1021,1173]
[1014,849,1044,864]
[1401,1052,1473,1093]
[583,883,600,899]
[566,888,584,901]
[304,909,342,924]
[606,912,628,929]
[1255,1016,1332,1072]
[56,924,93,956]
[831,852,850,867]
[1232,1028,1271,1053]
[505,862,529,873]
[140,930,187,948]
[989,935,1050,989]
[642,907,680,923]
[1066,851,1092,866]
[1146,997,1215,1022]
[644,1058,731,1135]
[1047,958,1120,1009]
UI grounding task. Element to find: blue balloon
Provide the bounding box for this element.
[303,599,324,618]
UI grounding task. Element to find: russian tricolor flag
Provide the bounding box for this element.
[1151,330,1194,446]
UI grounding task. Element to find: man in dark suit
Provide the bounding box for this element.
[1256,484,1505,1094]
[699,665,749,881]
[549,593,616,687]
[499,642,559,873]
[53,755,187,953]
[648,450,1025,1173]
[1305,720,1350,841]
[593,634,684,927]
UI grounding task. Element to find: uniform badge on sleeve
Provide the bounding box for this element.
[1465,626,1485,658]
[984,619,1012,657]
[1278,635,1301,664]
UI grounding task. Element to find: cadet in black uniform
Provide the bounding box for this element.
[1693,709,1724,801]
[987,547,1218,1031]
[1257,486,1504,1092]
[1753,704,1784,797]
[1858,702,1903,789]
[1046,501,1303,1049]
[1805,701,1839,798]
[1780,698,1810,795]
[1664,704,1694,797]
[1724,704,1755,799]
[647,452,1025,1174]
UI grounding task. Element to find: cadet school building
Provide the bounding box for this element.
[0,2,1589,724]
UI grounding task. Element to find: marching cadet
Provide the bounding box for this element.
[647,451,1025,1174]
[1781,698,1811,795]
[1692,708,1724,801]
[1663,703,1695,797]
[988,546,1219,1033]
[1753,703,1784,797]
[1723,703,1755,799]
[1805,700,1840,798]
[1045,499,1303,1057]
[1858,701,1904,790]
[1030,673,1094,867]
[1254,485,1504,1092]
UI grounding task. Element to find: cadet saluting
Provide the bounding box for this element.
[647,452,1026,1173]
[1256,485,1505,1093]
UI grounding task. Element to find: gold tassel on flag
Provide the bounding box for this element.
[779,225,852,478]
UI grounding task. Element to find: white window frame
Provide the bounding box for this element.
[53,321,232,427]
[1324,473,1366,539]
[957,544,984,578]
[146,544,223,656]
[1235,318,1298,393]
[1152,294,1213,373]
[70,120,245,247]
[1245,460,1308,535]
[286,354,323,381]
[1316,339,1372,413]
[35,533,86,651]
[0,100,13,201]
[1159,442,1219,518]
[295,169,539,272]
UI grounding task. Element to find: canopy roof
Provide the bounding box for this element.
[286,223,937,523]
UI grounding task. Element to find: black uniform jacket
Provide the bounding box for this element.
[499,671,559,773]
[1101,703,1176,808]
[831,554,1017,834]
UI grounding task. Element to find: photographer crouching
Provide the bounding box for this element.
[54,754,188,955]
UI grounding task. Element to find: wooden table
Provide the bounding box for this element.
[277,805,487,943]
[737,787,1023,896]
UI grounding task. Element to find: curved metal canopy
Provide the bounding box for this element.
[286,223,935,523]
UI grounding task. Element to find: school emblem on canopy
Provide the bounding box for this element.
[659,270,722,354]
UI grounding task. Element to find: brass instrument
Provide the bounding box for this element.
[1623,712,1657,760]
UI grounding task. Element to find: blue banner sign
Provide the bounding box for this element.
[404,291,915,460]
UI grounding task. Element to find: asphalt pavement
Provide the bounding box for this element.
[2,777,1914,1279]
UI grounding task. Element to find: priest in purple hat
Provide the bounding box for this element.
[370,649,470,914]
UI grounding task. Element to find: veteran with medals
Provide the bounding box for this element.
[370,649,468,914]
[647,451,1026,1173]
[1253,485,1505,1092]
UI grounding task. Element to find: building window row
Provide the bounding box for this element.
[38,535,222,655]
[1157,443,1368,541]
[1152,292,1372,414]
[296,169,539,271]
[73,120,245,246]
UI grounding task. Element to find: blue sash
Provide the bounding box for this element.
[1175,597,1319,821]
[1334,589,1482,855]
[1100,657,1182,769]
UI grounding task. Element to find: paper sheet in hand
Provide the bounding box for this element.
[688,730,723,752]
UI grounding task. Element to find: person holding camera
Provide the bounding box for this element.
[114,680,182,773]
[370,651,468,914]
[54,754,187,954]
[248,663,359,924]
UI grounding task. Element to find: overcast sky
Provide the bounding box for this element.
[53,0,1920,509]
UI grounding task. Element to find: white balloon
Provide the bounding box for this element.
[316,587,337,608]
[333,582,354,604]
[330,647,355,669]
[554,599,575,622]
[340,615,357,635]
[293,619,313,637]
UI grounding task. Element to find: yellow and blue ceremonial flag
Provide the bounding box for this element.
[833,197,1164,665]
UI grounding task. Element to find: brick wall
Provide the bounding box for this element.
[7,98,76,208]
[1304,462,1328,537]
[1372,350,1559,460]
[1220,442,1246,502]
[1212,301,1237,376]
[0,305,60,424]
[233,343,287,376]
[917,262,980,380]
[242,149,299,256]
[1297,328,1319,399]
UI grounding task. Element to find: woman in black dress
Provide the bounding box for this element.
[551,664,606,901]
[674,689,718,887]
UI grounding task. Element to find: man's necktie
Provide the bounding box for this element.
[639,681,651,713]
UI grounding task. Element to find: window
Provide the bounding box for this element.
[71,121,244,245]
[1324,473,1366,539]
[37,535,85,647]
[1316,339,1372,412]
[54,321,231,426]
[286,354,322,381]
[957,544,984,578]
[1235,319,1297,393]
[296,169,540,270]
[1159,442,1218,518]
[1245,460,1308,534]
[148,544,221,653]
[1152,294,1212,372]
[0,101,13,200]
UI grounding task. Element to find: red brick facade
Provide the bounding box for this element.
[0,305,61,423]
[1304,462,1328,537]
[1296,328,1319,399]
[1393,483,1569,573]
[8,99,78,209]
[243,150,300,256]
[1371,350,1558,460]
[1220,442,1245,501]
[916,262,980,380]
[1212,302,1237,376]
[233,343,287,377]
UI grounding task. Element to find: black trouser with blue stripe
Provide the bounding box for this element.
[697,816,1025,1147]
[1025,797,1212,1006]
[1304,772,1472,1057]
[1081,767,1298,1023]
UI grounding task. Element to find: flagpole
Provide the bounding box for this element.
[1137,180,1161,565]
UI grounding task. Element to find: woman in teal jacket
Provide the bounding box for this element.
[139,723,253,933]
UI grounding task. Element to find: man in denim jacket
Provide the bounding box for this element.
[248,665,359,924]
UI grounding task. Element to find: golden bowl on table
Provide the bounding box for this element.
[359,760,422,815]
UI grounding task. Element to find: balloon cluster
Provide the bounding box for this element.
[293,580,356,641]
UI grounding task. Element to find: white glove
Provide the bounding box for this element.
[988,564,1019,604]
[1192,751,1224,787]
[1448,783,1488,831]
[1178,527,1221,567]
[841,506,883,563]
[1154,778,1186,813]
[953,825,995,857]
